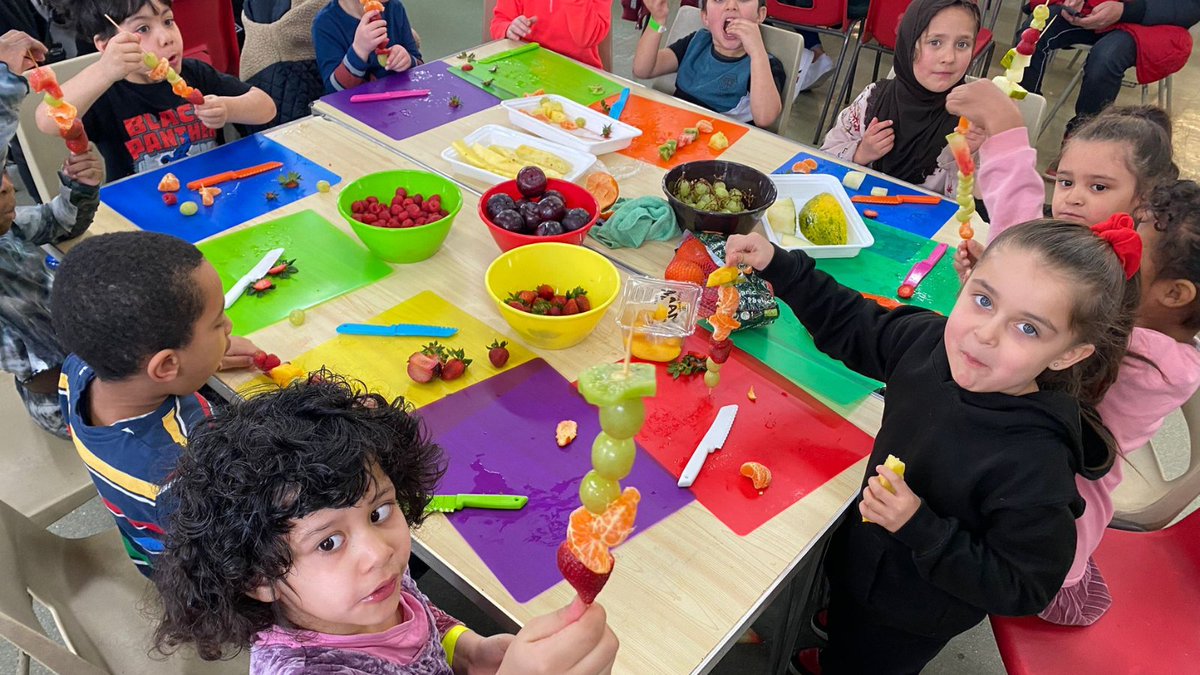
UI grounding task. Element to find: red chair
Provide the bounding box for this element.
[173,0,242,77]
[836,0,994,110]
[765,0,863,143]
[990,507,1200,674]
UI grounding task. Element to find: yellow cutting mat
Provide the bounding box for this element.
[240,291,534,407]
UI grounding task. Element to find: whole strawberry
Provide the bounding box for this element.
[556,541,611,604]
[440,348,471,381]
[487,340,510,368]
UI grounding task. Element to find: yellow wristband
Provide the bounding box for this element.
[647,17,666,34]
[442,624,469,666]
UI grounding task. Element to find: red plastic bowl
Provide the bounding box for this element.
[479,178,599,252]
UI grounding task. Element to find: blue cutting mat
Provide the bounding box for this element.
[774,152,957,239]
[100,135,341,244]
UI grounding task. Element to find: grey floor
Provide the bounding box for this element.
[4,1,1200,673]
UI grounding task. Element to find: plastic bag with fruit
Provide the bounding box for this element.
[667,233,778,330]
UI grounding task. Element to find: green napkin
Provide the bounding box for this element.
[589,197,680,249]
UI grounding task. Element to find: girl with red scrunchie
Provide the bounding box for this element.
[723,216,1140,672]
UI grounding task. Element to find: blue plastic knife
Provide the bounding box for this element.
[609,87,631,120]
[336,323,458,338]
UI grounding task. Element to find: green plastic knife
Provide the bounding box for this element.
[424,494,528,514]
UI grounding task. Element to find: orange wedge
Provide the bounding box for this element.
[592,487,639,548]
[586,172,619,212]
[567,507,613,574]
[740,462,772,490]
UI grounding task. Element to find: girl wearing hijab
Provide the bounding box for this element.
[820,0,982,196]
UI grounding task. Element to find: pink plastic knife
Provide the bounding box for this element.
[349,89,431,103]
[897,243,948,299]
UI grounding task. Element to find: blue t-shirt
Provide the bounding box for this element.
[669,29,785,124]
[58,354,212,576]
[313,0,423,93]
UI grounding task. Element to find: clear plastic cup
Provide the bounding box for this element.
[615,276,702,362]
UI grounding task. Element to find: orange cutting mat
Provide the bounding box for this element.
[593,94,749,168]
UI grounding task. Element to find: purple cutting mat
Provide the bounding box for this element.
[320,61,500,141]
[417,359,694,603]
[775,152,957,239]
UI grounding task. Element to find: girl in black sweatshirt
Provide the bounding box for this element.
[726,217,1142,674]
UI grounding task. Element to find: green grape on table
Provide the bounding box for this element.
[579,470,621,514]
[591,432,636,480]
[598,398,646,440]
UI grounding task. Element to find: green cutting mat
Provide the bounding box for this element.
[448,43,623,105]
[730,220,959,406]
[198,210,394,336]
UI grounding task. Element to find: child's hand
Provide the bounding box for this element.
[63,147,103,187]
[725,233,775,271]
[965,125,987,154]
[952,238,984,283]
[643,0,669,24]
[457,631,515,674]
[853,117,894,165]
[98,31,145,84]
[506,15,538,41]
[497,599,618,675]
[727,19,767,59]
[193,95,229,129]
[220,336,260,371]
[385,44,412,72]
[0,30,47,73]
[945,80,1023,137]
[352,9,388,61]
[859,464,921,533]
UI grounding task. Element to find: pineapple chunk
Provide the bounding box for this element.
[765,197,797,237]
[842,170,866,191]
[870,186,889,197]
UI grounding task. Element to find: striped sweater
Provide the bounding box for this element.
[58,354,212,576]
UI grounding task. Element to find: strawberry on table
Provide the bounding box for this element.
[487,340,510,368]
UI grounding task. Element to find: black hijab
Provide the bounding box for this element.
[865,0,981,185]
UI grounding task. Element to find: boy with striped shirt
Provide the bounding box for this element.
[52,232,258,575]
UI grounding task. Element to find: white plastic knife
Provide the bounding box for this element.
[224,248,284,310]
[678,404,738,488]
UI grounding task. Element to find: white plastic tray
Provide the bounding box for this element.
[763,174,874,259]
[502,94,642,155]
[440,124,597,186]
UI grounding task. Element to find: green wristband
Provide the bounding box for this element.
[647,17,666,34]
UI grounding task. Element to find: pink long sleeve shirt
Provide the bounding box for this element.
[490,0,611,69]
[979,127,1200,585]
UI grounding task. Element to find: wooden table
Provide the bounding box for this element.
[75,42,988,675]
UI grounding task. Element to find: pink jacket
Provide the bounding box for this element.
[979,127,1200,585]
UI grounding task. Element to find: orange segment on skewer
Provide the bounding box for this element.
[710,285,741,342]
[567,487,640,574]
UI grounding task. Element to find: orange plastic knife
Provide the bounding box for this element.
[850,194,943,206]
[186,161,284,190]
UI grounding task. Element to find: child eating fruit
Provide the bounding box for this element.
[632,0,785,128]
[153,374,620,674]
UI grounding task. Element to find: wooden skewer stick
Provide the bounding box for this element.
[104,14,123,31]
[621,325,634,377]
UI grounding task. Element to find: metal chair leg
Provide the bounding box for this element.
[871,50,882,82]
[814,26,857,145]
[1037,63,1085,140]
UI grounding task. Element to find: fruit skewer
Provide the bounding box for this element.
[559,339,654,604]
[360,0,390,67]
[948,4,1055,241]
[26,54,91,155]
[702,266,743,390]
[103,14,205,105]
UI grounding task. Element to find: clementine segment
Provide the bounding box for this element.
[740,461,772,490]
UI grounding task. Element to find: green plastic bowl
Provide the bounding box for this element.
[338,170,462,263]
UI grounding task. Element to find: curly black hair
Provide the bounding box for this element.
[50,231,205,381]
[1143,179,1200,330]
[50,0,174,41]
[153,372,446,661]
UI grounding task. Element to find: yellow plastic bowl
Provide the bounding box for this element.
[484,243,621,350]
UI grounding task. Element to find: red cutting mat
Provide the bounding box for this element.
[634,331,875,535]
[593,94,748,168]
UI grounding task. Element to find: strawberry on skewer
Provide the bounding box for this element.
[27,61,92,156]
[360,0,390,67]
